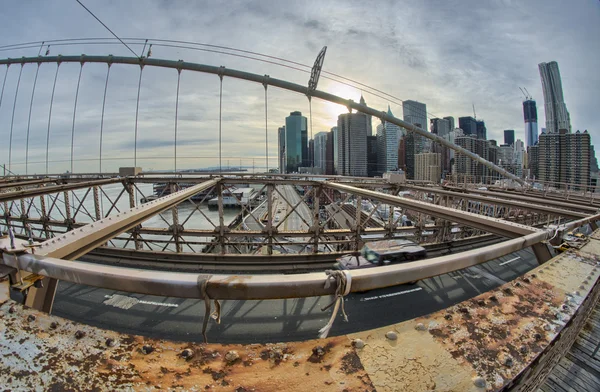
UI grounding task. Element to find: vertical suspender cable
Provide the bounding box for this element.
[0,65,9,111]
[174,69,181,172]
[70,64,83,174]
[9,64,24,173]
[309,97,313,168]
[25,63,41,175]
[99,64,111,173]
[218,75,223,173]
[45,63,60,175]
[133,65,143,168]
[264,84,268,173]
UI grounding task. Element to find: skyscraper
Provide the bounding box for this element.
[313,132,329,174]
[476,120,486,140]
[359,95,373,136]
[331,126,338,174]
[523,100,538,147]
[278,126,286,173]
[504,130,515,146]
[458,116,477,137]
[538,130,590,189]
[284,111,307,173]
[538,61,571,134]
[337,112,368,176]
[403,100,427,177]
[376,106,401,173]
[367,136,378,177]
[430,118,451,138]
[443,116,455,132]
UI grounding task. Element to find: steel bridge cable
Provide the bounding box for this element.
[0,38,449,118]
[8,64,24,172]
[74,0,139,58]
[174,69,181,172]
[99,65,111,173]
[218,75,223,173]
[264,84,268,172]
[71,64,84,174]
[45,64,60,175]
[25,63,41,175]
[0,65,8,111]
[133,65,144,168]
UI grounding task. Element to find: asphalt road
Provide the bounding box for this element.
[277,184,311,231]
[51,246,540,344]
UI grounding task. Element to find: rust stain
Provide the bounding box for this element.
[0,303,374,391]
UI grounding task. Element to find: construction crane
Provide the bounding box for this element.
[472,103,476,120]
[519,87,532,100]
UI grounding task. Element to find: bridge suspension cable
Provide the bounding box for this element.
[70,63,83,174]
[99,64,111,173]
[45,63,60,174]
[8,63,24,172]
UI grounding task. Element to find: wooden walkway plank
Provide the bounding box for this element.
[539,297,600,392]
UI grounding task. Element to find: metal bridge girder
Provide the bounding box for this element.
[325,181,540,238]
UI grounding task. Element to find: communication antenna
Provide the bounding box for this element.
[472,103,476,120]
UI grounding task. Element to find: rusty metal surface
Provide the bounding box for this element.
[349,234,600,392]
[0,301,373,391]
[1,239,599,390]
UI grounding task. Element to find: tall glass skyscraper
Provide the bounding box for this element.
[538,61,571,134]
[523,99,538,147]
[284,111,307,173]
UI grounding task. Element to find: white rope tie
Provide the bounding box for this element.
[318,269,352,339]
[197,274,221,343]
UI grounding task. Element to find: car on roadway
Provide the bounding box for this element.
[335,239,427,270]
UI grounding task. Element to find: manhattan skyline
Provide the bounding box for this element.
[0,0,598,172]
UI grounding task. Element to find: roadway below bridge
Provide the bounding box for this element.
[49,246,542,344]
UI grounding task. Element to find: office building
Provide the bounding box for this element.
[476,120,486,140]
[376,106,401,173]
[313,132,329,174]
[538,130,590,189]
[331,126,338,174]
[325,131,334,175]
[527,144,539,180]
[367,135,378,177]
[278,126,286,173]
[504,130,515,146]
[539,61,571,133]
[430,118,451,138]
[415,153,441,183]
[455,135,498,182]
[523,100,538,147]
[337,112,368,176]
[284,111,307,173]
[443,116,455,132]
[458,116,477,137]
[403,100,427,132]
[359,95,373,136]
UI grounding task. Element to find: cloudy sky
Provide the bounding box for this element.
[0,0,598,174]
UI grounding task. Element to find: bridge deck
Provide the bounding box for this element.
[540,298,600,392]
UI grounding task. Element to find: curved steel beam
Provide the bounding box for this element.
[0,55,526,185]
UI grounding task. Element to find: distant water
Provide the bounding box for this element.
[12,183,239,253]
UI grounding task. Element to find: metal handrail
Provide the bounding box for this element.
[3,213,598,300]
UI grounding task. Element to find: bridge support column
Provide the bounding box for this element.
[25,276,58,313]
[532,242,553,264]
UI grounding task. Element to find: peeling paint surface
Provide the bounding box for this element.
[1,238,600,391]
[0,305,375,391]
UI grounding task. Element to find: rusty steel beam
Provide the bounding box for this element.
[402,185,588,219]
[325,182,539,238]
[0,178,123,203]
[34,178,220,260]
[443,185,599,213]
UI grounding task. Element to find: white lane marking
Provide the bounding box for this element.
[360,287,422,302]
[468,266,507,285]
[103,294,179,310]
[499,256,521,266]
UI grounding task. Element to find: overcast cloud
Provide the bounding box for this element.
[0,0,598,173]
